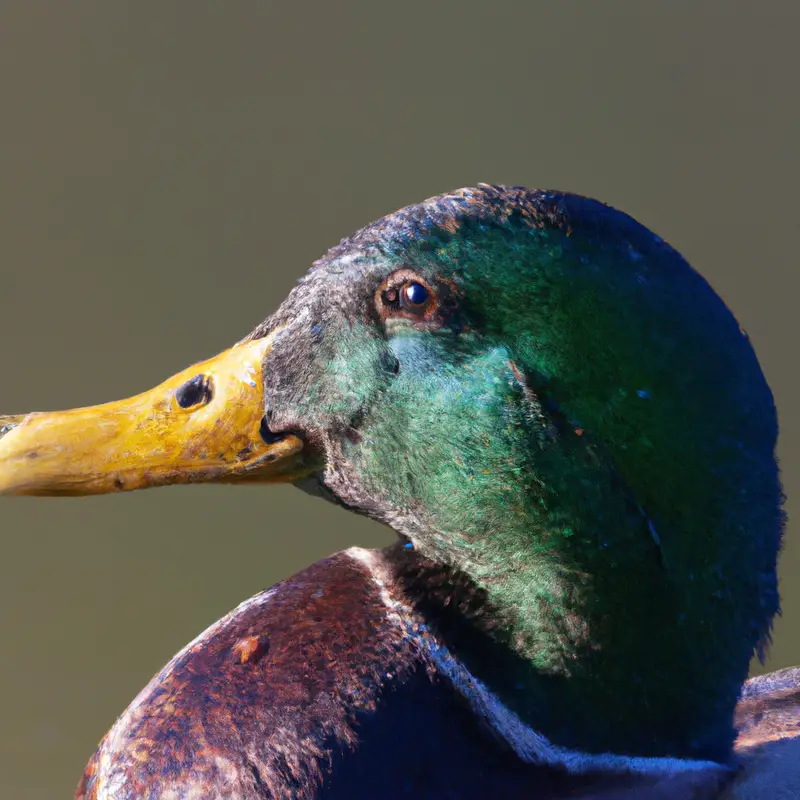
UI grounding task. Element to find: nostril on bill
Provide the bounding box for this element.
[175,374,214,409]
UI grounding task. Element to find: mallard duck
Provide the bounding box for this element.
[0,186,796,799]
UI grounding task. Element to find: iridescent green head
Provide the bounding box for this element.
[253,185,782,762]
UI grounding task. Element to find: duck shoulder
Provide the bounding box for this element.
[727,667,800,800]
[76,547,421,799]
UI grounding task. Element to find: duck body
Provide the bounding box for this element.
[76,546,739,800]
[0,186,796,798]
[74,545,798,800]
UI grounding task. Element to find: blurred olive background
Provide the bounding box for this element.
[0,3,798,797]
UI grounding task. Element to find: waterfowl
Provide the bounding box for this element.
[0,185,797,799]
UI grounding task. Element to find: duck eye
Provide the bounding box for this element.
[378,273,436,318]
[401,282,429,310]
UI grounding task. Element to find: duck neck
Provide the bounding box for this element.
[382,529,738,766]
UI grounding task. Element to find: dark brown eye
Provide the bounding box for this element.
[401,282,429,310]
[377,272,438,320]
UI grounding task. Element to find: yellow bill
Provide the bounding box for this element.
[0,333,306,496]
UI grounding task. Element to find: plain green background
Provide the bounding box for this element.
[0,4,797,798]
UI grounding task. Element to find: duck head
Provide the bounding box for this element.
[0,185,783,764]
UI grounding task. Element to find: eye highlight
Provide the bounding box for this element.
[402,282,429,309]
